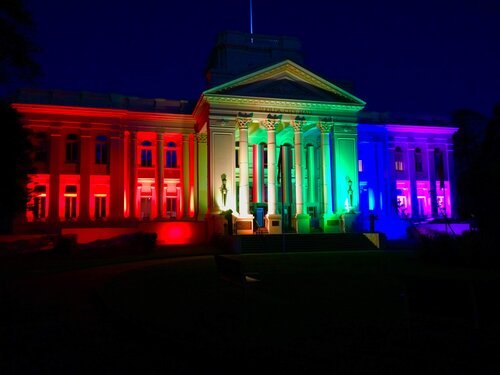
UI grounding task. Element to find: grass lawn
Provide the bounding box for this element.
[99,251,500,373]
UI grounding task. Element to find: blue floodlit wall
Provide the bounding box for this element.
[357,124,410,239]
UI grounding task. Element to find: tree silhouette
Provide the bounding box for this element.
[0,0,41,85]
[0,100,33,233]
[0,0,39,233]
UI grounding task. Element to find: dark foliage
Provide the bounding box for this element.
[0,100,33,233]
[417,231,500,268]
[0,0,41,85]
[452,104,500,235]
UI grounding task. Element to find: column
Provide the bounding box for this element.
[182,134,190,218]
[292,117,305,215]
[408,147,419,218]
[196,132,208,221]
[428,146,438,217]
[318,120,333,215]
[236,116,251,217]
[79,133,91,222]
[48,132,61,223]
[318,120,336,232]
[156,133,164,219]
[265,115,279,215]
[292,117,310,233]
[129,131,137,219]
[265,114,282,234]
[110,133,124,220]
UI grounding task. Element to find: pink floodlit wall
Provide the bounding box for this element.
[416,180,432,217]
[436,181,451,218]
[396,180,411,217]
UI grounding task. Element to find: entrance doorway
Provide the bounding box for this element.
[140,197,151,220]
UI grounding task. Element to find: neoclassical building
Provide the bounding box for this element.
[13,32,457,243]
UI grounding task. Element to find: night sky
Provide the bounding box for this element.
[22,0,500,117]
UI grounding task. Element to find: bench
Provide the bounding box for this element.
[214,255,260,289]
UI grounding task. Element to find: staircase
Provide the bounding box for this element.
[232,233,380,253]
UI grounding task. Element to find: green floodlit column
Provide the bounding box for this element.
[252,143,263,202]
[265,118,279,215]
[318,121,333,215]
[307,145,316,204]
[237,117,251,216]
[292,119,305,214]
[196,132,208,220]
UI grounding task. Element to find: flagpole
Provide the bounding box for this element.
[250,0,254,43]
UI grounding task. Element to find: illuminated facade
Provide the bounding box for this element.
[13,32,458,243]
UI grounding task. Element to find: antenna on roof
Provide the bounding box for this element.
[250,0,254,43]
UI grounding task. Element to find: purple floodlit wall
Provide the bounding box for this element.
[358,122,458,239]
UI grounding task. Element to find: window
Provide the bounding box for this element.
[165,141,177,168]
[94,195,106,219]
[64,185,78,220]
[140,140,153,167]
[33,185,46,220]
[34,133,49,162]
[166,197,177,219]
[65,134,79,163]
[414,148,423,173]
[95,135,109,164]
[395,146,404,172]
[358,160,363,172]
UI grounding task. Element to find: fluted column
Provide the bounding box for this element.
[156,133,164,219]
[182,134,190,218]
[196,132,208,220]
[236,114,252,216]
[79,133,91,222]
[318,120,333,215]
[129,131,137,219]
[48,132,61,222]
[292,117,305,215]
[265,115,280,215]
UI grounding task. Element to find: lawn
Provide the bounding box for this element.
[99,251,500,374]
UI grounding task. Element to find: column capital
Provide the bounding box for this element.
[264,114,282,131]
[317,118,333,133]
[196,132,207,143]
[291,116,307,132]
[236,112,253,130]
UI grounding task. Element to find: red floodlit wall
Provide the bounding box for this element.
[61,221,206,245]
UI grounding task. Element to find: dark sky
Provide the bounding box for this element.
[22,0,500,117]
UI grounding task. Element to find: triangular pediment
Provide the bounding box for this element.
[204,60,365,106]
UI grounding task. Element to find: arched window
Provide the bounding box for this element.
[414,147,423,173]
[65,134,79,163]
[140,140,153,167]
[394,146,404,172]
[165,141,177,168]
[34,132,49,162]
[95,135,109,164]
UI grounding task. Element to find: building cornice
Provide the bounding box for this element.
[204,94,364,114]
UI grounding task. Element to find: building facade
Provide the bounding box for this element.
[13,32,458,243]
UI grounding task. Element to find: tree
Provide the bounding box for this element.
[453,105,500,235]
[0,0,39,233]
[0,0,41,85]
[0,100,33,233]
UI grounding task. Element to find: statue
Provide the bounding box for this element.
[346,176,353,211]
[220,173,228,207]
